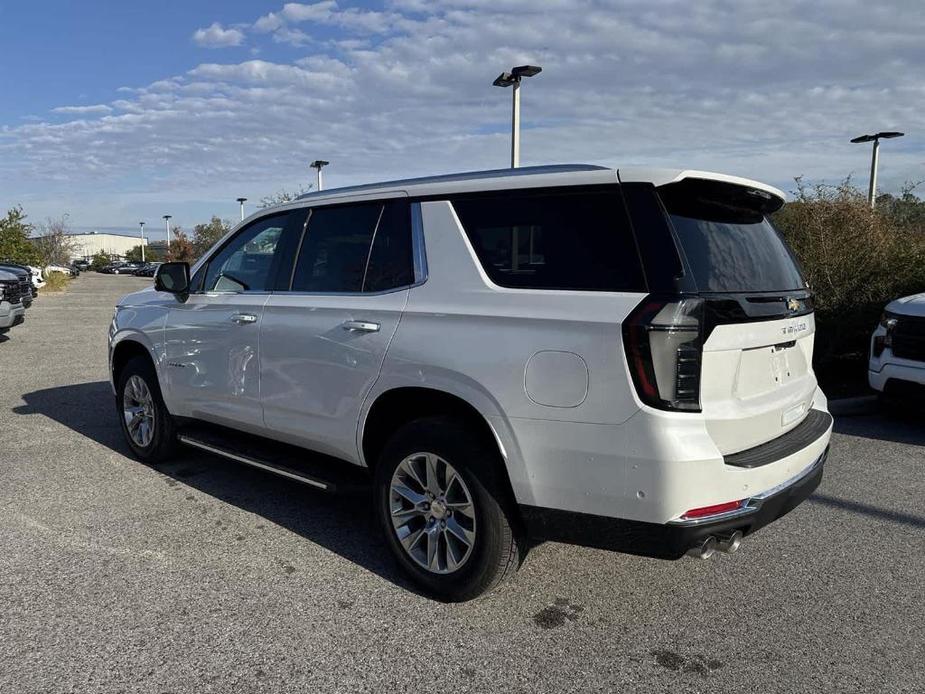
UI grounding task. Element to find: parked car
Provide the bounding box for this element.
[98,263,125,274]
[73,260,90,271]
[26,266,46,292]
[869,292,925,400]
[133,262,162,277]
[0,263,34,308]
[0,267,26,335]
[112,262,143,275]
[109,165,831,600]
[45,264,76,277]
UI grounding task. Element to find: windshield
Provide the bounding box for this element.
[659,179,806,293]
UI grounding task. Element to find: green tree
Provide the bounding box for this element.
[192,216,231,257]
[0,206,40,265]
[125,245,145,262]
[90,251,113,271]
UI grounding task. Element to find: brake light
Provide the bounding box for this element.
[622,296,704,411]
[681,500,744,520]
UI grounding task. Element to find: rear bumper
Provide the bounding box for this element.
[521,447,826,559]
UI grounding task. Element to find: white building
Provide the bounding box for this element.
[65,232,147,261]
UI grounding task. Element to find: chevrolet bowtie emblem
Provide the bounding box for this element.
[786,297,801,312]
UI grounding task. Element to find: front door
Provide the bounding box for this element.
[260,198,414,462]
[164,211,300,430]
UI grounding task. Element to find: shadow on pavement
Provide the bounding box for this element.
[13,381,422,597]
[833,410,925,447]
[808,493,925,530]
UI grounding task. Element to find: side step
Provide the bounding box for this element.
[176,422,370,495]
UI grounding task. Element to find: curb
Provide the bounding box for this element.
[827,395,878,417]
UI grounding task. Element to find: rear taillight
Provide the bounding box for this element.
[622,296,704,412]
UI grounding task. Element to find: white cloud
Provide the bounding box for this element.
[51,104,113,115]
[192,22,245,48]
[4,0,925,228]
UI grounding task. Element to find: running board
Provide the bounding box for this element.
[176,423,370,495]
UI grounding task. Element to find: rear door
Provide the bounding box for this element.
[657,179,816,454]
[259,197,413,462]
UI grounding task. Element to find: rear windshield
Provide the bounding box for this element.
[659,180,806,293]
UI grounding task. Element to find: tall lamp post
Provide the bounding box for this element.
[850,131,904,208]
[163,215,172,250]
[492,65,542,168]
[237,197,247,221]
[310,160,329,191]
[138,222,146,263]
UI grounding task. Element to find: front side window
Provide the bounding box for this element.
[452,188,645,292]
[202,213,290,292]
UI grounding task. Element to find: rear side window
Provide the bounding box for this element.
[659,179,805,293]
[289,200,413,293]
[364,201,414,292]
[452,189,644,291]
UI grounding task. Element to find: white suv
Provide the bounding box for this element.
[109,165,831,600]
[869,293,925,399]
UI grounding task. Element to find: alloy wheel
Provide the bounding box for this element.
[122,375,155,448]
[389,452,477,574]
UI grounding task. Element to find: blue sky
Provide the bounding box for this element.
[1,0,923,240]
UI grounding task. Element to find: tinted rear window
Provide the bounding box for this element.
[451,189,645,292]
[659,180,805,293]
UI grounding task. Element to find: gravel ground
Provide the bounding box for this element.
[1,273,923,693]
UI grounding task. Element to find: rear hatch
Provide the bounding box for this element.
[659,178,816,455]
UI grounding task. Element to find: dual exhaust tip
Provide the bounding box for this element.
[686,531,742,559]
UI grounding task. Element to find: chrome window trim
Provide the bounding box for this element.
[667,449,827,527]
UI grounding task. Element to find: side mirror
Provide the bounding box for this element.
[154,262,190,296]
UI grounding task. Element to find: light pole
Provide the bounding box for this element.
[310,160,329,191]
[850,131,904,208]
[163,215,172,249]
[237,197,247,221]
[139,222,146,263]
[492,65,542,168]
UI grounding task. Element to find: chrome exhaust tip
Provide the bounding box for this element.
[686,536,717,559]
[716,530,743,554]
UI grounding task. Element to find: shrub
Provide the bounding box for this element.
[90,251,112,271]
[773,179,925,384]
[43,271,71,292]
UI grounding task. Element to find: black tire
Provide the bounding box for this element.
[115,355,178,464]
[375,416,522,602]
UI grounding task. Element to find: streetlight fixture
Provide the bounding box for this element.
[850,131,904,208]
[310,160,329,191]
[163,215,172,248]
[139,222,146,263]
[236,197,247,221]
[492,65,543,168]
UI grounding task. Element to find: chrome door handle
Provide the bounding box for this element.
[341,320,380,333]
[231,313,258,325]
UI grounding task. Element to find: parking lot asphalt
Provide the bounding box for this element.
[1,273,923,693]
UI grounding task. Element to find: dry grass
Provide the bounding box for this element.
[41,271,71,293]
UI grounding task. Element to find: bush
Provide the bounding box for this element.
[90,251,112,271]
[43,271,71,293]
[773,179,925,391]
